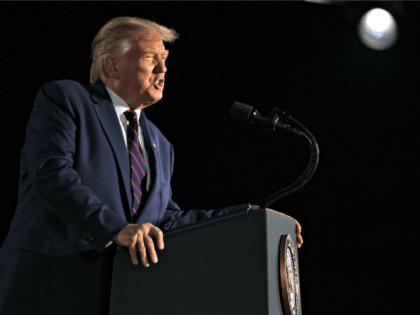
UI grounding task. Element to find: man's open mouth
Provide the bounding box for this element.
[155,79,164,88]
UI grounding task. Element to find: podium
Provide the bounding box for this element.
[109,209,302,315]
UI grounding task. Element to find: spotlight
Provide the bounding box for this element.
[358,8,398,51]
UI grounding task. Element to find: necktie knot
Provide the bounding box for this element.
[124,109,138,122]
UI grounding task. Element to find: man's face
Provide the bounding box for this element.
[112,29,169,109]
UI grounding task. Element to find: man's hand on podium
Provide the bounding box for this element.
[272,210,303,248]
[250,205,303,249]
[113,223,165,267]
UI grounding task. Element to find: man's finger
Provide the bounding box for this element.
[144,235,158,264]
[297,234,303,245]
[152,226,164,250]
[129,235,138,265]
[136,233,149,267]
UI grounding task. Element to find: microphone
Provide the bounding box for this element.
[230,101,307,138]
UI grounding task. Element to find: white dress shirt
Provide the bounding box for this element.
[104,84,150,247]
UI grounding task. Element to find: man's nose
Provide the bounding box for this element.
[154,59,167,73]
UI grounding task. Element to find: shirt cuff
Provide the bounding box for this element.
[105,240,113,248]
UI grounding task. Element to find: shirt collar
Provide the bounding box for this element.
[104,84,142,120]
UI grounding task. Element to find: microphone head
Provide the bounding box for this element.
[230,101,254,123]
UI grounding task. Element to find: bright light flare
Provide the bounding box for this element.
[358,8,398,51]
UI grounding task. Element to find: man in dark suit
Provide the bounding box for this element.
[0,16,302,314]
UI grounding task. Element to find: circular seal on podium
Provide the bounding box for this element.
[279,235,300,315]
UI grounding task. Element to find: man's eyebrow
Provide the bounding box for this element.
[142,50,169,55]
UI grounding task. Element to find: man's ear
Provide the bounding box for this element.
[103,55,118,79]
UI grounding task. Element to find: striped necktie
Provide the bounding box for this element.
[124,109,147,218]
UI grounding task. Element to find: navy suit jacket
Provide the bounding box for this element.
[3,79,249,258]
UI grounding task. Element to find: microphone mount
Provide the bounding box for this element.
[230,101,320,209]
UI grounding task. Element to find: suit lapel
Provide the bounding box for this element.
[138,110,164,225]
[89,79,132,211]
[140,110,163,187]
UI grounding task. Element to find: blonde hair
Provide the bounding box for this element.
[89,16,179,84]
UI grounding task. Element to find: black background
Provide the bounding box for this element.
[1,1,419,314]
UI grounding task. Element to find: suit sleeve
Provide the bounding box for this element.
[24,82,128,251]
[158,144,250,239]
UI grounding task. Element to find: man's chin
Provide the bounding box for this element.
[142,96,162,109]
[148,92,163,103]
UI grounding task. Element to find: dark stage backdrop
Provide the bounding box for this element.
[1,1,419,314]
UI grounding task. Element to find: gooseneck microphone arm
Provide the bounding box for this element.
[230,102,320,209]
